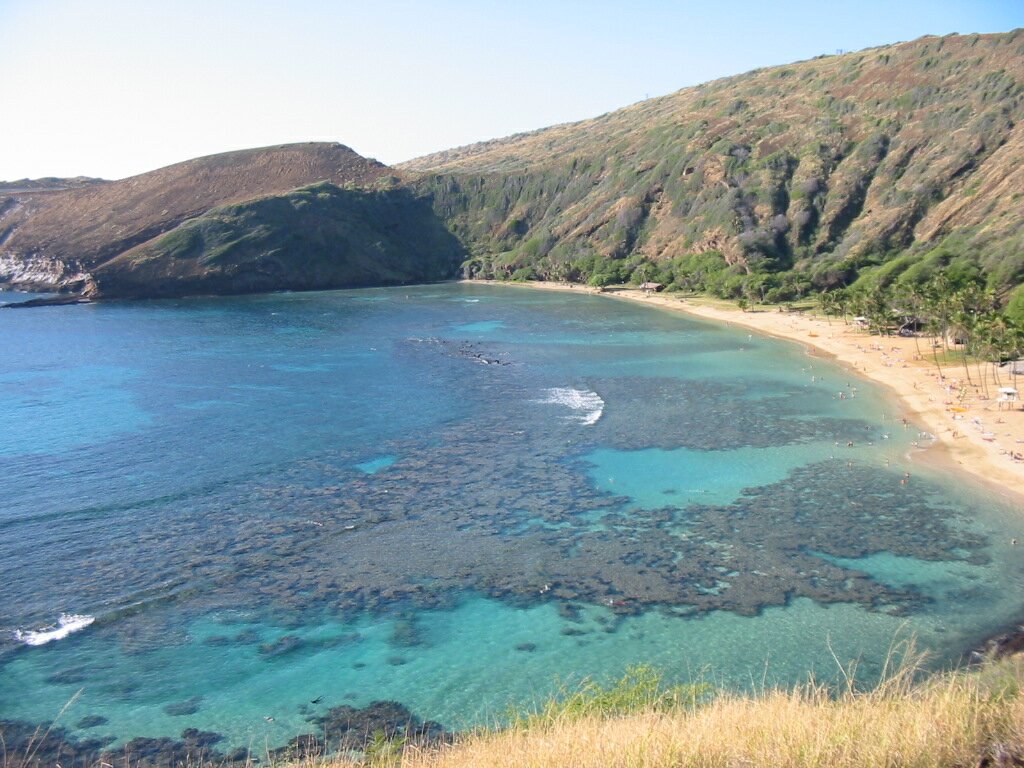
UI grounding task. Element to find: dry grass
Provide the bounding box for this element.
[297,654,1024,768]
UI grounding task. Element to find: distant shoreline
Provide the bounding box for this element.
[463,279,1024,506]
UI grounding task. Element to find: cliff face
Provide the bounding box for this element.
[0,143,463,297]
[402,30,1024,298]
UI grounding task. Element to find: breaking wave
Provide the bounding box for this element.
[539,387,604,425]
[15,613,95,646]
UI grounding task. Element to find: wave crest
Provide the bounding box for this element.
[539,387,604,425]
[15,613,95,646]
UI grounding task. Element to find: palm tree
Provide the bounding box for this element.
[1007,324,1024,398]
[921,278,952,379]
[816,290,834,323]
[984,313,1012,390]
[847,288,867,328]
[948,295,976,388]
[890,283,924,358]
[863,288,892,336]
[950,285,999,396]
[983,311,1024,394]
[927,275,955,350]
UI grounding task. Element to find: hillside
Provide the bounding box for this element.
[309,657,1024,768]
[93,182,464,298]
[0,143,464,298]
[0,177,105,193]
[403,30,1024,303]
[2,32,1023,303]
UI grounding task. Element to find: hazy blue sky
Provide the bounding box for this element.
[1,0,1021,180]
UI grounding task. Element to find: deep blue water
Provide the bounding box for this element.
[1,284,1022,751]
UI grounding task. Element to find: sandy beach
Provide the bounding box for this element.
[466,280,1024,502]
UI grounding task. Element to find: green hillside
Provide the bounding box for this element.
[403,30,1024,307]
[92,182,464,298]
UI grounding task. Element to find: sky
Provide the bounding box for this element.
[1,0,1022,181]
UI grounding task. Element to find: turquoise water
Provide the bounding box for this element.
[1,284,1022,753]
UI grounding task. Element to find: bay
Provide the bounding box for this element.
[0,283,1021,751]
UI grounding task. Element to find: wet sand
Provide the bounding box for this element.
[465,280,1024,502]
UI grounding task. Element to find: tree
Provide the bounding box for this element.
[862,289,892,336]
[816,290,836,324]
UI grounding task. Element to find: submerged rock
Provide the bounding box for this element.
[119,729,228,767]
[233,628,261,644]
[45,668,89,685]
[272,700,449,763]
[163,696,203,716]
[0,721,235,768]
[0,719,110,767]
[75,714,108,729]
[259,634,303,657]
[314,700,447,751]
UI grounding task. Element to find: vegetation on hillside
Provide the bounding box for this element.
[405,30,1024,311]
[91,182,464,298]
[3,33,1023,305]
[0,143,394,293]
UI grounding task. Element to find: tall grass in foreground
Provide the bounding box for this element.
[300,652,1024,768]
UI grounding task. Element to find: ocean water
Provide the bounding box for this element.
[0,291,55,307]
[1,283,1022,753]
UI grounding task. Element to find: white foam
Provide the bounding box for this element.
[539,387,604,425]
[15,613,95,646]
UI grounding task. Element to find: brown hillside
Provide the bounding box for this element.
[0,143,390,290]
[0,177,106,193]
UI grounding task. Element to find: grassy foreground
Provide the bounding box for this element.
[296,654,1024,768]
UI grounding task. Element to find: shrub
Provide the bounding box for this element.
[1006,285,1024,327]
[519,665,711,726]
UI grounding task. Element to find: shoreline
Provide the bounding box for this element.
[463,279,1024,504]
